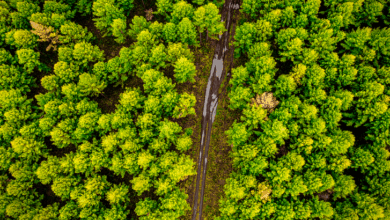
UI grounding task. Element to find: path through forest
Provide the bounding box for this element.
[191,1,240,219]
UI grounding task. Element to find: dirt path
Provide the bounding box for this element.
[191,1,240,219]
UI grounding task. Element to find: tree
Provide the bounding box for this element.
[36,156,61,184]
[166,155,196,183]
[166,42,194,64]
[261,119,289,145]
[149,21,164,39]
[333,174,356,200]
[9,29,37,49]
[149,44,167,69]
[77,73,106,97]
[274,199,295,220]
[58,201,79,220]
[72,41,104,70]
[111,18,127,44]
[175,133,192,152]
[248,42,272,59]
[16,49,40,74]
[52,175,80,200]
[92,0,125,37]
[173,57,196,83]
[143,95,163,117]
[352,193,385,220]
[172,92,196,119]
[284,175,308,198]
[327,155,351,173]
[54,61,78,84]
[156,0,173,16]
[128,16,150,39]
[11,2,40,29]
[369,27,390,65]
[193,3,225,40]
[30,21,60,51]
[170,1,194,24]
[177,17,197,46]
[229,66,250,90]
[161,90,179,115]
[224,177,247,202]
[135,29,156,49]
[325,128,355,156]
[234,22,256,58]
[162,22,177,43]
[154,176,175,196]
[254,19,273,42]
[225,121,252,148]
[274,74,297,98]
[43,1,75,18]
[106,184,129,204]
[240,104,267,130]
[131,173,151,196]
[158,119,182,144]
[135,198,158,217]
[310,198,334,219]
[141,69,175,96]
[116,0,134,16]
[228,86,253,110]
[281,6,295,28]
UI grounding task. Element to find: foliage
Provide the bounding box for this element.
[170,1,194,24]
[177,17,197,46]
[111,18,127,44]
[92,0,125,37]
[173,57,196,83]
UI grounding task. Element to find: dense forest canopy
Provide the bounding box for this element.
[0,0,389,219]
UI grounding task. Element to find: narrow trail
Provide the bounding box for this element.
[191,1,240,219]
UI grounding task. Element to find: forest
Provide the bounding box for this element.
[0,0,389,219]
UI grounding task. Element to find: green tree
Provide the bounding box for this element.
[149,21,164,39]
[16,48,40,74]
[59,21,94,47]
[229,66,249,90]
[106,184,129,204]
[310,198,334,219]
[131,173,151,196]
[225,121,252,148]
[228,86,253,110]
[172,92,196,119]
[111,18,127,44]
[175,133,192,152]
[333,174,356,200]
[234,22,256,58]
[193,3,225,40]
[149,44,167,69]
[166,42,194,64]
[162,22,177,43]
[8,29,37,49]
[274,74,297,98]
[11,2,40,29]
[141,69,175,96]
[77,73,106,97]
[158,119,182,144]
[43,1,75,19]
[173,57,196,83]
[177,17,197,46]
[128,16,150,39]
[92,0,125,37]
[170,1,194,24]
[135,198,158,217]
[72,41,104,70]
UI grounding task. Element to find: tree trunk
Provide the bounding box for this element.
[206,30,208,41]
